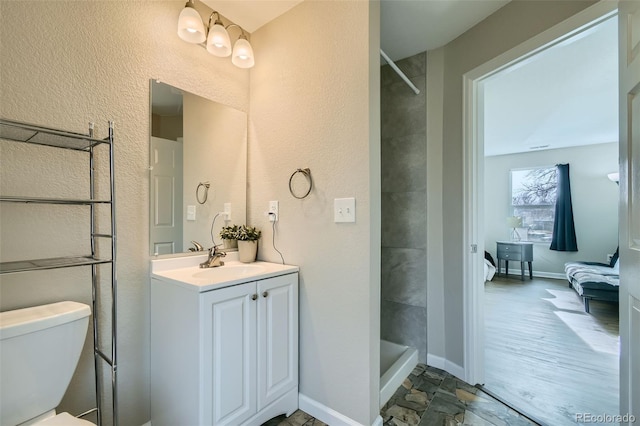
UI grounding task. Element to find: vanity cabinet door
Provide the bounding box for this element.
[202,281,257,426]
[257,274,299,410]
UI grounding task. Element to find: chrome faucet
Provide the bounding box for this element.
[199,245,226,268]
[189,241,204,252]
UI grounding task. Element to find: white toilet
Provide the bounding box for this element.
[0,301,95,426]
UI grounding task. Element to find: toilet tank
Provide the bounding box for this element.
[0,301,91,426]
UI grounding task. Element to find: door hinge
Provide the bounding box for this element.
[470,244,478,253]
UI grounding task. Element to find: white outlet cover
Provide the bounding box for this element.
[187,205,196,221]
[269,200,279,222]
[334,198,355,223]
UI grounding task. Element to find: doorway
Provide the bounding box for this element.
[462,2,620,424]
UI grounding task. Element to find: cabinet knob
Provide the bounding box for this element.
[262,291,269,298]
[251,294,258,301]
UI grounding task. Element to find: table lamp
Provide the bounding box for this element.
[507,216,522,241]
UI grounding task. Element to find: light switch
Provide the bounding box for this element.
[334,198,356,223]
[224,202,232,221]
[187,205,196,221]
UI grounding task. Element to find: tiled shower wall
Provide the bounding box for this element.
[380,52,428,362]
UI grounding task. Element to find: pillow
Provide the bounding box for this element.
[609,247,619,268]
[612,257,620,272]
[484,251,496,267]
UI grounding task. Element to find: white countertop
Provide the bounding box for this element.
[150,252,298,292]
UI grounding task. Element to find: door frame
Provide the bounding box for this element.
[462,1,619,386]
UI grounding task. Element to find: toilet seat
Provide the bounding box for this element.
[35,412,95,425]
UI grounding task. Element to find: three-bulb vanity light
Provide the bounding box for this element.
[177,0,255,69]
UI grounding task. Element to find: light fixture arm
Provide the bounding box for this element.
[207,11,223,31]
[225,24,247,39]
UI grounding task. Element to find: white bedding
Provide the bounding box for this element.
[484,259,496,282]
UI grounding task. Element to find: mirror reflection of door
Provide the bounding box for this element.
[150,136,183,255]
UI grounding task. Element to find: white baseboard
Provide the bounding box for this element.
[371,415,384,426]
[426,353,465,380]
[426,353,446,370]
[498,270,565,280]
[299,393,382,426]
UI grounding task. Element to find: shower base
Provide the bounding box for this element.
[380,339,418,408]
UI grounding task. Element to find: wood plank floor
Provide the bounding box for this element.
[484,275,619,426]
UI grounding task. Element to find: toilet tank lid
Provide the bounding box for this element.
[0,301,91,340]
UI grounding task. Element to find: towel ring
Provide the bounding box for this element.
[196,182,210,204]
[289,168,313,199]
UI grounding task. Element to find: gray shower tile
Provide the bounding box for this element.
[381,248,427,307]
[381,299,427,362]
[395,52,427,79]
[381,78,426,139]
[381,192,426,248]
[381,133,427,193]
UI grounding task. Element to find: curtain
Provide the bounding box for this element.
[550,163,578,251]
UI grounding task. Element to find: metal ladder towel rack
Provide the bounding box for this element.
[0,118,118,426]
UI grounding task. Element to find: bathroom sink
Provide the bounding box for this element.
[192,263,266,280]
[150,256,298,292]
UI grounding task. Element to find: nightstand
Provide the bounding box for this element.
[496,241,533,280]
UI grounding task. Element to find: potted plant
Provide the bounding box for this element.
[236,225,261,263]
[219,225,239,249]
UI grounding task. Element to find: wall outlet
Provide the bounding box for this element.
[187,205,196,221]
[269,200,279,222]
[223,202,232,221]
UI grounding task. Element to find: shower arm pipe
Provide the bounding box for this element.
[380,49,420,95]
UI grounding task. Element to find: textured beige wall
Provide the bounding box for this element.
[248,0,380,424]
[0,1,248,424]
[183,92,247,249]
[438,0,598,367]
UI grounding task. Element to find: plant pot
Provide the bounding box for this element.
[223,239,238,249]
[237,240,258,263]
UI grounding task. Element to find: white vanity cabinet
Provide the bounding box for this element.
[150,260,298,426]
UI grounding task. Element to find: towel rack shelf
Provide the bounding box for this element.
[0,195,112,205]
[0,118,118,426]
[0,118,110,151]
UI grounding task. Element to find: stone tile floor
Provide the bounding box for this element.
[264,364,538,426]
[380,364,536,425]
[263,409,328,426]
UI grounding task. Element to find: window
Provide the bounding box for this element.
[511,167,557,242]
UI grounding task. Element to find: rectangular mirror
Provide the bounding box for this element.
[149,80,247,255]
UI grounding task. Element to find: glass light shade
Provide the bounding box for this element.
[506,216,522,228]
[177,6,206,44]
[206,23,231,57]
[232,38,255,68]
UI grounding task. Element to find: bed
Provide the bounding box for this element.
[484,251,496,282]
[564,249,619,313]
